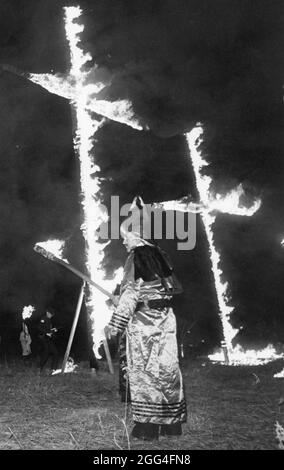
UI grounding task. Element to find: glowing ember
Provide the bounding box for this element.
[275,421,284,449]
[22,305,35,320]
[36,239,67,261]
[209,344,284,366]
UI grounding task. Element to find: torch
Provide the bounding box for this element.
[34,243,116,374]
[22,305,35,321]
[33,244,117,304]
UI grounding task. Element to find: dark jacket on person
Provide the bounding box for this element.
[38,316,53,338]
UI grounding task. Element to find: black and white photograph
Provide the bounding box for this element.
[0,0,283,454]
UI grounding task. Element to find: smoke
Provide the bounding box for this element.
[78,1,283,136]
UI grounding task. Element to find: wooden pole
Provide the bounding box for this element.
[103,337,114,375]
[61,281,114,374]
[61,281,86,373]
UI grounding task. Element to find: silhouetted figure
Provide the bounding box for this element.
[37,310,58,372]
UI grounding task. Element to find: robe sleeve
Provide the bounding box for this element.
[108,253,141,332]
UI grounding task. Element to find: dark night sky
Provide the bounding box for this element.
[0,0,283,353]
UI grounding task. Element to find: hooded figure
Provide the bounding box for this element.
[107,196,186,441]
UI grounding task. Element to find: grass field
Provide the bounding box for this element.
[0,358,284,450]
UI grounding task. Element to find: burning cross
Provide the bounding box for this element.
[2,6,139,357]
[186,126,261,362]
[154,125,261,363]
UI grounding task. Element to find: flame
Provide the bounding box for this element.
[209,344,284,366]
[29,72,75,99]
[185,127,284,366]
[36,239,67,261]
[152,197,204,213]
[153,184,261,216]
[22,305,35,320]
[27,71,143,130]
[86,97,144,130]
[64,7,123,357]
[186,126,239,353]
[186,126,275,366]
[208,184,261,216]
[274,367,284,378]
[16,5,143,131]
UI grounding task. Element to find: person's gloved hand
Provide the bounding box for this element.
[112,295,119,307]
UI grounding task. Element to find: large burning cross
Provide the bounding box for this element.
[188,126,261,362]
[154,126,261,362]
[2,6,144,356]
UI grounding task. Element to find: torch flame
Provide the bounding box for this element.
[22,305,35,320]
[36,239,67,262]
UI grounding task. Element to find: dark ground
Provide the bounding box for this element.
[0,358,283,450]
